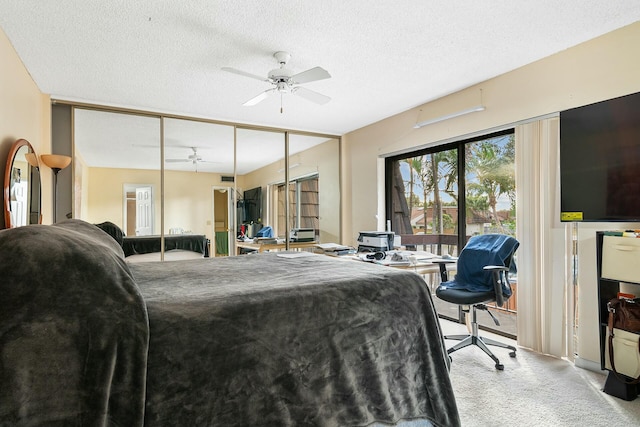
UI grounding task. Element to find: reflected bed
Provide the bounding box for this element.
[122,234,209,257]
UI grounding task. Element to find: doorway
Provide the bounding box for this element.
[212,186,234,256]
[124,184,155,236]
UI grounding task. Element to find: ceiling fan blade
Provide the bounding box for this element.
[165,159,190,163]
[243,88,276,106]
[291,66,331,84]
[292,86,331,105]
[221,67,269,82]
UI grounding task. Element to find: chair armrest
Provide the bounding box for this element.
[433,258,456,282]
[484,265,509,307]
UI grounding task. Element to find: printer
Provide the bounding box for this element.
[290,228,316,242]
[357,231,396,252]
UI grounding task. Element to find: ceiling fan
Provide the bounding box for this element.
[165,147,215,171]
[222,51,331,112]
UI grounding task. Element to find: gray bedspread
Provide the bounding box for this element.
[0,219,458,427]
[0,220,149,427]
[130,253,459,427]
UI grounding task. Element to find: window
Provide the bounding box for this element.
[385,129,516,337]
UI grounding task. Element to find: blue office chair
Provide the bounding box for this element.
[435,234,519,370]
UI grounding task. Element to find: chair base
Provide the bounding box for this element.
[444,305,517,370]
[445,333,517,370]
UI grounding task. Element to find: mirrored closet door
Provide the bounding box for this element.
[65,104,341,260]
[74,108,161,237]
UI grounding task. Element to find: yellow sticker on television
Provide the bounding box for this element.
[561,212,583,221]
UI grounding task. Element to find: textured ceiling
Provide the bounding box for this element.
[2,1,640,137]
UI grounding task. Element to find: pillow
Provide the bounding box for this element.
[93,220,125,247]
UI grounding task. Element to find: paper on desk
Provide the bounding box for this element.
[276,252,316,259]
[392,250,437,261]
[316,243,352,251]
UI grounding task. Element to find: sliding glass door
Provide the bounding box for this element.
[464,133,517,335]
[386,129,517,338]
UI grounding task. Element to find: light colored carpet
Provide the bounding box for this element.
[441,320,640,426]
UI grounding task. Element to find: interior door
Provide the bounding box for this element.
[226,187,235,256]
[136,186,153,236]
[212,187,231,256]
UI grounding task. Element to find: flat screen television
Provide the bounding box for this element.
[243,186,262,223]
[560,91,640,222]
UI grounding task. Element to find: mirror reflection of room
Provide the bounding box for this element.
[69,107,340,260]
[3,138,41,229]
[235,130,340,254]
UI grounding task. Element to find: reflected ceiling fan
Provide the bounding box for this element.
[222,51,331,113]
[165,147,215,171]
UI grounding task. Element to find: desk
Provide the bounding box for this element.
[385,261,452,276]
[236,240,318,255]
[328,251,452,272]
[332,251,457,288]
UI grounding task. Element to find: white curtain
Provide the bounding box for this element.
[515,117,574,359]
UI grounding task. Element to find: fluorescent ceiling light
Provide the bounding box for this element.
[414,105,485,128]
[277,162,301,173]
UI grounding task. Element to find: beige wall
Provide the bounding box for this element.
[84,167,233,238]
[342,21,640,367]
[83,167,161,233]
[0,28,51,228]
[164,169,225,237]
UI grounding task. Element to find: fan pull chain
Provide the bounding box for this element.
[280,93,284,114]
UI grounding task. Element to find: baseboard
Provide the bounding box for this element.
[574,356,606,375]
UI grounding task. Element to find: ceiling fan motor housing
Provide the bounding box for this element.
[268,67,294,81]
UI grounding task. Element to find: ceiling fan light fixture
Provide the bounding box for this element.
[276,81,290,93]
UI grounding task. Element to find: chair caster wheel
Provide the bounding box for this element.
[509,351,516,358]
[495,363,504,370]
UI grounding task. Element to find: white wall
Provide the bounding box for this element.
[342,22,640,365]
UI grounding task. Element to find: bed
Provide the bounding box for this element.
[0,220,459,427]
[122,234,210,257]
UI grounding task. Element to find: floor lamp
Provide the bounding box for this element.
[40,154,72,223]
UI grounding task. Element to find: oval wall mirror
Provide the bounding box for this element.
[3,138,42,228]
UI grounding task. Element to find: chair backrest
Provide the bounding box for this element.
[454,234,519,295]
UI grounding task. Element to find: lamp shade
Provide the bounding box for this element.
[24,152,39,168]
[40,154,72,171]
